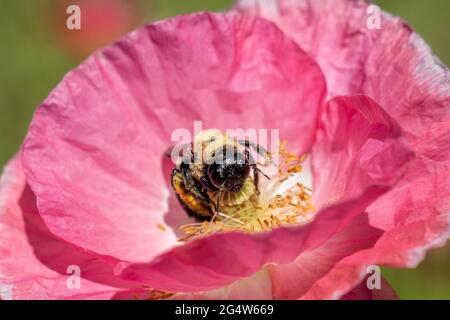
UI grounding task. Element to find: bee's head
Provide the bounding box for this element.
[206,151,250,193]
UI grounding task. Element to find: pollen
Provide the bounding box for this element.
[156,223,167,232]
[137,287,175,300]
[178,141,315,242]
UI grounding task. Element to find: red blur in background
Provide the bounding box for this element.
[48,0,144,58]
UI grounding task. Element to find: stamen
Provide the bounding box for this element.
[179,141,315,241]
[217,212,244,224]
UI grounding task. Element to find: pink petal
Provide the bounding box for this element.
[301,194,448,298]
[251,95,413,299]
[299,258,369,300]
[127,213,388,300]
[302,95,448,298]
[311,95,413,208]
[120,269,273,300]
[299,143,449,298]
[313,103,450,280]
[366,120,450,266]
[269,213,382,299]
[21,12,326,263]
[119,186,387,292]
[312,122,450,290]
[302,259,398,300]
[0,157,137,300]
[169,269,274,300]
[235,0,450,140]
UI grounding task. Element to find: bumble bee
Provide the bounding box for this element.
[170,130,269,220]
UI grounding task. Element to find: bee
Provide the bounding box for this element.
[170,130,269,220]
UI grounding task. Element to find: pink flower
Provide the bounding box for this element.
[1,1,448,300]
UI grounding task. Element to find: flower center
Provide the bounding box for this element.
[179,141,315,241]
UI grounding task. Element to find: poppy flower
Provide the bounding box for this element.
[0,1,448,300]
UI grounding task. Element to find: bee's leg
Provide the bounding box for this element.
[171,169,213,220]
[179,167,212,205]
[245,150,270,195]
[180,165,195,190]
[191,184,211,204]
[238,140,269,158]
[253,167,260,195]
[245,149,260,194]
[199,176,217,192]
[211,190,222,222]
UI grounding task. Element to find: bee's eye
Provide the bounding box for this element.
[207,164,225,188]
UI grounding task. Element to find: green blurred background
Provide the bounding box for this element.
[0,0,448,299]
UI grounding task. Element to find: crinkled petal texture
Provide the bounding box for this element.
[22,12,326,264]
[0,164,391,300]
[235,0,449,138]
[112,94,411,298]
[236,0,450,296]
[117,94,412,295]
[3,93,409,299]
[16,10,413,299]
[305,118,450,299]
[0,157,139,299]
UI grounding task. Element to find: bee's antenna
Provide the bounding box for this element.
[211,189,223,222]
[252,164,270,181]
